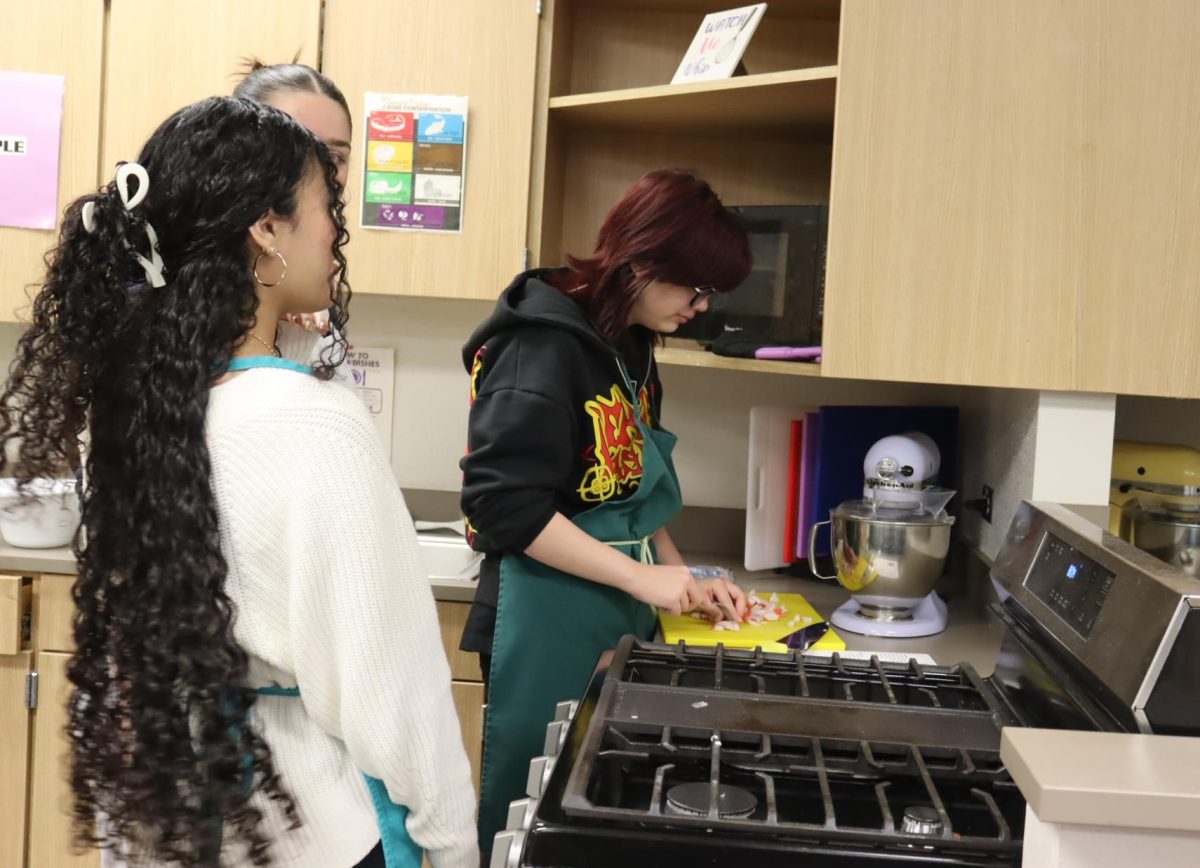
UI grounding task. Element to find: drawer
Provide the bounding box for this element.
[0,574,31,655]
[33,573,77,652]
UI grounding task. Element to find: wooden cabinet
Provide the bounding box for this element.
[0,0,319,324]
[0,0,104,323]
[0,574,30,654]
[31,573,75,653]
[530,0,838,263]
[322,0,540,300]
[27,651,96,868]
[0,573,99,868]
[822,0,1200,397]
[436,600,484,682]
[5,581,480,866]
[102,0,321,174]
[7,0,1200,396]
[527,0,838,378]
[1,651,33,864]
[435,601,485,796]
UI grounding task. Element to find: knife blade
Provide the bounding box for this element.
[778,621,830,652]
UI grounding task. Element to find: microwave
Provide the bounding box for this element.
[675,204,828,347]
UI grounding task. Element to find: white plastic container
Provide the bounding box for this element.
[0,478,81,548]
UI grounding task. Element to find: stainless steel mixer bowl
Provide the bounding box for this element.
[1130,506,1200,578]
[808,502,953,620]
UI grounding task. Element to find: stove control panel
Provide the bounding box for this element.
[1023,531,1115,638]
[995,502,1200,728]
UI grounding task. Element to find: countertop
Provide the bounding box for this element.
[1001,728,1200,832]
[0,543,483,601]
[0,541,76,574]
[678,553,1006,673]
[0,545,1004,670]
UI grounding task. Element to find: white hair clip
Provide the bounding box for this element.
[81,161,166,288]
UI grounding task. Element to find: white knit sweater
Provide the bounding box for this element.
[200,367,477,867]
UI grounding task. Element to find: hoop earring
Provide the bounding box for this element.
[253,247,288,288]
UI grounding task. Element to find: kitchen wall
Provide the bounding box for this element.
[1115,395,1200,446]
[956,387,1040,560]
[0,296,967,505]
[346,294,967,508]
[0,299,1119,566]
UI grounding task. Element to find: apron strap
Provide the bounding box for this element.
[602,534,654,564]
[224,355,315,376]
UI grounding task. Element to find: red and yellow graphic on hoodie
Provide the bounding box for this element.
[469,346,486,405]
[464,346,487,546]
[577,382,655,503]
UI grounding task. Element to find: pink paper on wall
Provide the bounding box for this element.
[0,70,66,230]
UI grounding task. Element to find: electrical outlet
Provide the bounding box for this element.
[964,485,994,524]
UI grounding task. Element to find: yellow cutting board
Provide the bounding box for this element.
[659,592,846,654]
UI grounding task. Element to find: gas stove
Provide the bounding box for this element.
[492,502,1200,867]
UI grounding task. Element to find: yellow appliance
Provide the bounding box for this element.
[1110,441,1200,577]
[1109,440,1200,536]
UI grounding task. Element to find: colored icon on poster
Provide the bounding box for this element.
[414,142,464,175]
[416,112,464,144]
[368,111,414,142]
[413,173,461,206]
[375,203,451,230]
[364,171,413,205]
[367,140,413,174]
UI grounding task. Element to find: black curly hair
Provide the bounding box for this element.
[0,96,350,865]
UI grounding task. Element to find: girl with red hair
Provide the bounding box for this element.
[459,168,753,853]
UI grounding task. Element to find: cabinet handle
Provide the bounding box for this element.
[25,670,38,709]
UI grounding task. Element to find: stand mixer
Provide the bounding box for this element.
[1109,440,1200,577]
[808,432,955,637]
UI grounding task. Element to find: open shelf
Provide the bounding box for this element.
[656,346,823,377]
[572,0,841,19]
[548,66,837,134]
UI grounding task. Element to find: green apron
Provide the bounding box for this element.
[476,361,684,854]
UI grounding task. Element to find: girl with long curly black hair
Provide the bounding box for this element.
[234,58,353,350]
[0,97,477,868]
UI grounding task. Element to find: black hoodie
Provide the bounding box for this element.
[458,269,663,655]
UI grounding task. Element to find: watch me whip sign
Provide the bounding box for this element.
[0,135,28,155]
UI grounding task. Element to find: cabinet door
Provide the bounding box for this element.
[28,651,98,867]
[33,574,76,653]
[0,0,104,323]
[0,574,29,655]
[0,652,32,865]
[825,0,1200,395]
[824,1,1081,390]
[103,0,321,172]
[1070,2,1200,397]
[451,680,485,794]
[323,0,540,299]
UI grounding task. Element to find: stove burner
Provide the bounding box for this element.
[664,782,756,819]
[900,805,944,836]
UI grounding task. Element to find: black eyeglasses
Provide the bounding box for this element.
[691,285,718,307]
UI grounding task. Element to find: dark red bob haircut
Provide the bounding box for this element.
[557,168,751,345]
